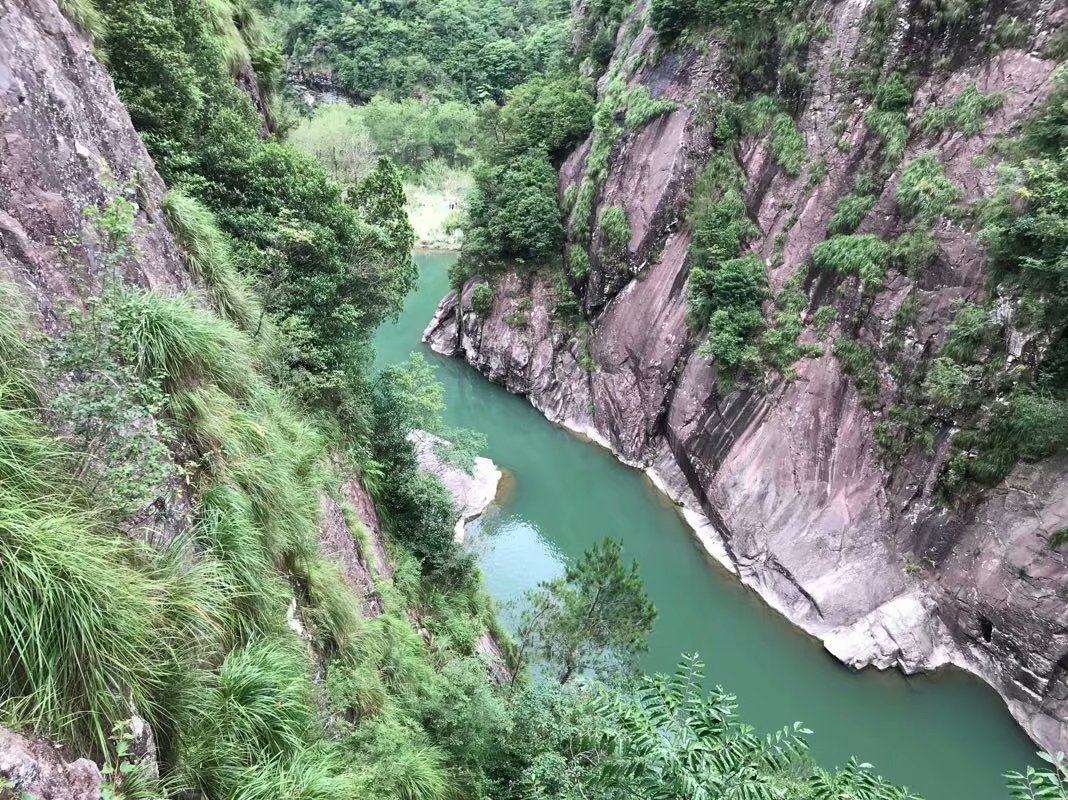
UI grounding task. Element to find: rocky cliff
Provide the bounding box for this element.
[425,0,1068,750]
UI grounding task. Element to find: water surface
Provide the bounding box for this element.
[374,251,1035,800]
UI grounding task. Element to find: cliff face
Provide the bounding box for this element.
[0,0,394,784]
[425,0,1068,750]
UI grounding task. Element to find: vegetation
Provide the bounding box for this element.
[511,538,656,685]
[829,174,877,234]
[279,0,571,103]
[812,234,892,295]
[18,3,1068,800]
[918,83,1003,136]
[896,153,962,223]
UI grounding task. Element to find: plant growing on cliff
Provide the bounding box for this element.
[812,234,892,295]
[896,153,962,223]
[471,283,495,317]
[598,205,631,268]
[829,174,878,234]
[918,83,1003,137]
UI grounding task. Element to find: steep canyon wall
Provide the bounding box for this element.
[425,0,1068,750]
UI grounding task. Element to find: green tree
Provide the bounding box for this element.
[513,538,657,685]
[351,156,419,316]
[650,0,696,42]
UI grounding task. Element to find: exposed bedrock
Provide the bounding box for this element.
[425,0,1068,751]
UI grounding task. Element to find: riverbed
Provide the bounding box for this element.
[374,251,1036,800]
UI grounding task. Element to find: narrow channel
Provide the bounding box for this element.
[375,251,1036,800]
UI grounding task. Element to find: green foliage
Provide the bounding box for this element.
[361,98,480,169]
[497,74,596,160]
[162,190,257,331]
[649,0,696,42]
[918,84,1003,137]
[812,234,892,294]
[896,153,962,222]
[597,205,631,267]
[370,355,471,573]
[771,113,806,176]
[623,86,676,130]
[891,227,939,275]
[989,14,1030,51]
[288,105,376,184]
[829,174,877,234]
[1006,752,1068,800]
[850,0,897,97]
[44,291,178,514]
[834,337,882,407]
[864,73,913,171]
[813,305,837,337]
[875,405,932,461]
[0,412,187,753]
[58,0,105,38]
[760,276,820,375]
[471,283,495,316]
[512,538,657,684]
[945,391,1068,491]
[283,0,570,102]
[461,154,564,270]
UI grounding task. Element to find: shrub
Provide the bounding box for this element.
[462,154,564,267]
[598,205,631,265]
[833,337,881,406]
[623,86,676,130]
[498,75,596,160]
[771,113,806,176]
[918,84,1003,137]
[811,234,892,294]
[813,305,837,337]
[471,283,495,316]
[896,153,961,222]
[650,0,696,42]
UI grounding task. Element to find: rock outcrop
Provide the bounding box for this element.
[0,727,102,800]
[408,430,503,540]
[425,0,1068,751]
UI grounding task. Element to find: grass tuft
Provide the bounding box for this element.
[161,190,259,332]
[116,289,255,396]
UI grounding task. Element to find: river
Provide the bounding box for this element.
[374,251,1036,800]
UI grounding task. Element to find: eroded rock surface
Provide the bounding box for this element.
[0,727,102,800]
[425,1,1068,751]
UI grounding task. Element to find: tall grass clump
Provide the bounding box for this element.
[896,152,961,223]
[58,0,105,39]
[117,289,255,397]
[178,638,318,798]
[918,83,1003,136]
[161,190,258,332]
[811,234,892,294]
[203,0,253,75]
[194,483,290,644]
[0,404,181,754]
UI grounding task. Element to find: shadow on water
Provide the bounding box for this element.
[374,251,1037,800]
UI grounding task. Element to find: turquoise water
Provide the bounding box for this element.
[374,251,1036,800]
